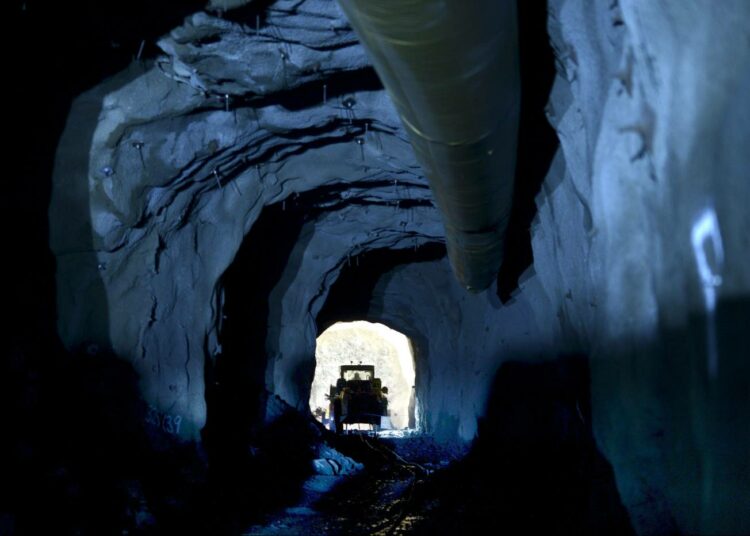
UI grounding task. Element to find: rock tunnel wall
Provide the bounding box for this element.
[50,2,440,439]
[538,3,750,534]
[50,1,750,533]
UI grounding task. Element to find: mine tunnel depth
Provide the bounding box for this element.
[310,321,418,433]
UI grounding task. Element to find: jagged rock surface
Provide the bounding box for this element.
[538,2,750,534]
[49,1,750,534]
[51,0,441,440]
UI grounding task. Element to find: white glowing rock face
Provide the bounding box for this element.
[309,321,416,430]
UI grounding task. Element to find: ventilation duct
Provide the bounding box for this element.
[335,0,520,291]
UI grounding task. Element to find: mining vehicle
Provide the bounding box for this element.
[328,365,388,433]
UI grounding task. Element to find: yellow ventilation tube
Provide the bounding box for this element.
[336,0,520,291]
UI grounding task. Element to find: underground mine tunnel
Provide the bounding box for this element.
[4,0,750,534]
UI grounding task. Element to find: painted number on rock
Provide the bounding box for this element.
[146,405,183,435]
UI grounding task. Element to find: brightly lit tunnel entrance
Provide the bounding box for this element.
[309,321,417,434]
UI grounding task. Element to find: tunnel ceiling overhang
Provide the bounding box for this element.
[49,1,451,424]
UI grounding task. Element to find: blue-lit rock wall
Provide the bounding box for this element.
[49,1,749,533]
[50,1,443,440]
[537,2,750,533]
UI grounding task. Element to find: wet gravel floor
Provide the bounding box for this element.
[243,434,465,536]
[240,426,635,536]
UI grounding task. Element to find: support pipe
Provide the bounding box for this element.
[336,0,520,291]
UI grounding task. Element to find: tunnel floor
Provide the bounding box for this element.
[239,360,635,535]
[5,348,637,535]
[244,434,466,536]
[242,426,634,535]
[238,357,637,535]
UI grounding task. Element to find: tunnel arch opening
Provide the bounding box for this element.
[309,320,418,433]
[314,243,448,437]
